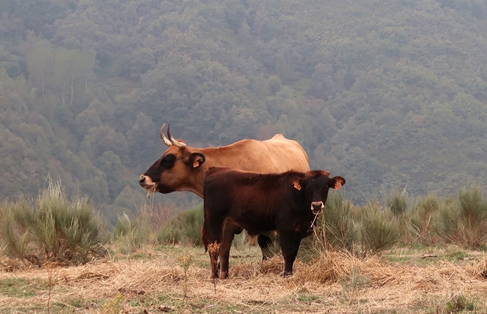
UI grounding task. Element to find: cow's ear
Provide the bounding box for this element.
[189,153,206,169]
[330,176,346,190]
[291,177,302,191]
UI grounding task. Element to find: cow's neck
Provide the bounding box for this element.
[200,145,250,168]
[188,146,249,197]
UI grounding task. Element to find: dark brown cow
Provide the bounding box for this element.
[202,167,345,279]
[139,124,310,258]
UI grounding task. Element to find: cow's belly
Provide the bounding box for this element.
[232,215,276,234]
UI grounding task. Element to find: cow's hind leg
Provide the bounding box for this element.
[207,241,220,279]
[204,217,223,279]
[219,218,236,279]
[258,233,273,260]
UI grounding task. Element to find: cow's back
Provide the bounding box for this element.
[212,134,309,174]
[204,168,299,233]
[262,134,309,172]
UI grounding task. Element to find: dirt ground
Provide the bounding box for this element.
[1,245,487,313]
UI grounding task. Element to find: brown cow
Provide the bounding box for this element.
[203,167,345,279]
[139,124,310,257]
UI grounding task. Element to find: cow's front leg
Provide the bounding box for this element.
[279,232,302,277]
[219,218,236,279]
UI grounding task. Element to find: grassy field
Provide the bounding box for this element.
[1,243,487,314]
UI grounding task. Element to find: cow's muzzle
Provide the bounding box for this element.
[139,175,156,190]
[311,201,324,215]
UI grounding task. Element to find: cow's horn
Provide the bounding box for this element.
[160,124,172,147]
[167,124,187,149]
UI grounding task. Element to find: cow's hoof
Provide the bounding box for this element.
[219,271,228,279]
[283,271,293,277]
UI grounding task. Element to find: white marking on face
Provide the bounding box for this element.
[310,201,324,214]
[139,175,157,191]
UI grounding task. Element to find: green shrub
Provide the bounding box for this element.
[113,212,154,253]
[360,201,400,255]
[313,193,357,253]
[113,204,180,250]
[156,225,183,245]
[0,181,108,265]
[445,294,476,312]
[178,207,205,245]
[436,185,487,249]
[410,194,441,244]
[157,207,204,246]
[385,187,409,216]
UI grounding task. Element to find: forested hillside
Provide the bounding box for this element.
[1,0,487,223]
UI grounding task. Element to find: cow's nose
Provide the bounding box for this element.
[139,175,146,184]
[311,201,324,214]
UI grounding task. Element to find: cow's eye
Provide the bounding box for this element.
[161,154,176,168]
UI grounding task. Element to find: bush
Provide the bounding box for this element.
[0,181,108,266]
[156,225,183,245]
[384,187,409,216]
[359,201,400,255]
[313,193,357,253]
[436,185,487,249]
[113,204,180,251]
[113,212,152,253]
[157,207,204,246]
[410,194,441,244]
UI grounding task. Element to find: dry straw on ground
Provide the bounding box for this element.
[1,247,487,313]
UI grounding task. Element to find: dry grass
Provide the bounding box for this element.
[1,244,487,313]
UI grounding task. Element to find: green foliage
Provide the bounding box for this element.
[410,194,441,244]
[112,203,169,253]
[445,295,476,313]
[384,188,409,216]
[436,185,487,249]
[314,193,357,252]
[112,203,182,249]
[157,207,205,246]
[0,278,45,297]
[2,0,487,217]
[359,201,401,255]
[100,294,125,314]
[0,180,108,265]
[113,213,151,253]
[178,253,193,299]
[339,266,370,305]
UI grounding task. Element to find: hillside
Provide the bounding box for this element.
[1,0,487,220]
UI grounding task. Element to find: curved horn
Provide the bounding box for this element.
[167,124,187,149]
[160,124,172,147]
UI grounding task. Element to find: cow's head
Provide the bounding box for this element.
[291,170,345,214]
[139,124,206,196]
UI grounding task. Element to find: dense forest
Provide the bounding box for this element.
[1,0,487,224]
